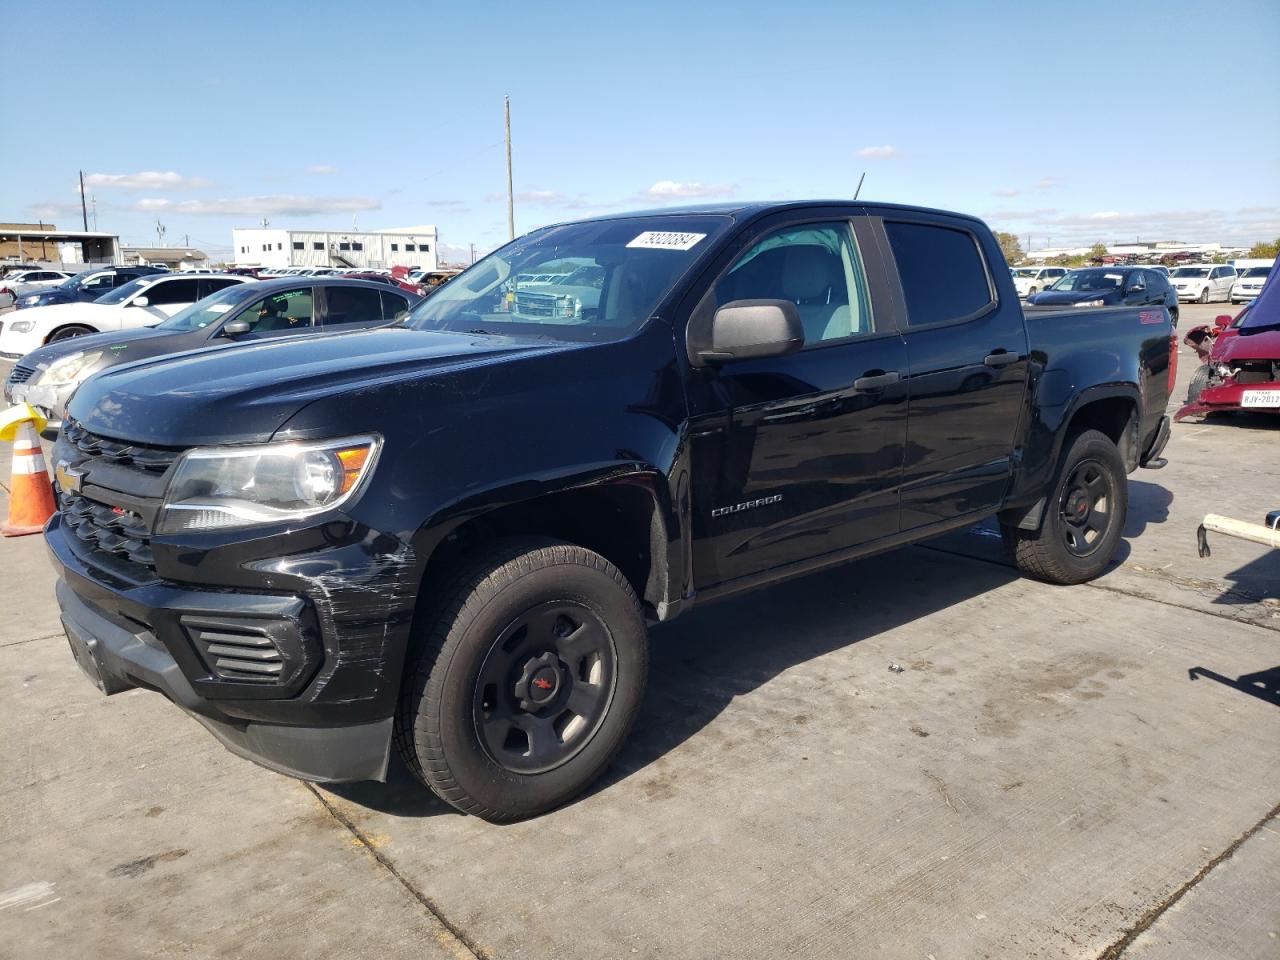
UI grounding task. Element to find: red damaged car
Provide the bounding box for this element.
[1176,259,1280,420]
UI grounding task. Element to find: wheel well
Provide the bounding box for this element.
[419,484,666,616]
[1065,396,1137,470]
[44,323,95,344]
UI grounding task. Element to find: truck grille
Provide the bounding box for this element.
[515,292,558,317]
[60,488,155,570]
[63,418,181,473]
[55,419,188,580]
[7,362,35,385]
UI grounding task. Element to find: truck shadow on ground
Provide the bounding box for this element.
[592,545,1021,799]
[1188,665,1280,707]
[327,545,1022,819]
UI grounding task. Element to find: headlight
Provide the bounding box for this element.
[34,350,104,387]
[157,434,381,533]
[1073,299,1106,308]
[9,320,35,333]
[21,295,41,305]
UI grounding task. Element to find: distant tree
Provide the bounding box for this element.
[1248,238,1279,260]
[1087,242,1108,263]
[994,232,1024,264]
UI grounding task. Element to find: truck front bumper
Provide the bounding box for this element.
[47,514,395,783]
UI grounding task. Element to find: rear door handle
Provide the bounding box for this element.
[984,350,1020,367]
[852,370,900,392]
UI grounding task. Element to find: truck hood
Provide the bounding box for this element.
[68,326,568,446]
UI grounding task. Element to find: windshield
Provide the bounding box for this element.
[405,215,730,341]
[1171,267,1210,278]
[156,283,262,331]
[1011,268,1038,278]
[95,276,156,305]
[1242,266,1272,278]
[1049,269,1125,292]
[58,273,93,290]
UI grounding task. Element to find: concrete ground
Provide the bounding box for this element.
[1,302,1276,959]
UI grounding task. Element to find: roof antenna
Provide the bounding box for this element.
[853,172,866,201]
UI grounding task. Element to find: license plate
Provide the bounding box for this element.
[1241,389,1280,409]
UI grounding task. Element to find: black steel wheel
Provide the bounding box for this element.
[474,601,618,774]
[396,538,647,821]
[1002,429,1127,585]
[1057,459,1114,558]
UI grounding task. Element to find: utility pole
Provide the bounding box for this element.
[79,170,89,231]
[853,171,866,200]
[469,243,476,264]
[504,95,514,240]
[90,195,98,230]
[156,220,166,247]
[183,234,189,247]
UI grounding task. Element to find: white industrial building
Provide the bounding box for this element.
[231,225,439,271]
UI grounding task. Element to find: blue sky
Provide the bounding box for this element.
[3,0,1277,262]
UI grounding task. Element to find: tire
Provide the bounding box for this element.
[1001,429,1127,585]
[396,537,648,821]
[1028,287,1038,297]
[1186,364,1211,404]
[1198,287,1209,304]
[46,324,94,344]
[1169,307,1178,328]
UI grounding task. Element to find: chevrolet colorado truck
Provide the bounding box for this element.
[46,201,1173,821]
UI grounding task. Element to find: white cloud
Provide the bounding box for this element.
[643,180,735,200]
[84,171,213,191]
[993,188,1021,198]
[306,164,338,175]
[857,145,896,159]
[1034,177,1060,189]
[129,195,380,217]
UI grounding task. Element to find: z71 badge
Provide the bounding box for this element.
[711,495,782,518]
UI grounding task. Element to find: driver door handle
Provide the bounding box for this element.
[984,350,1020,367]
[852,370,900,392]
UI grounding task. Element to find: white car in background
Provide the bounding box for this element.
[1169,264,1237,303]
[1010,266,1069,298]
[0,268,73,307]
[1230,265,1271,303]
[0,273,251,358]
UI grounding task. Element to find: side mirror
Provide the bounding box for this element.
[1214,314,1232,329]
[222,319,251,336]
[131,295,149,307]
[689,299,804,366]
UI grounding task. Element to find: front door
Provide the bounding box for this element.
[875,215,1030,530]
[684,213,908,588]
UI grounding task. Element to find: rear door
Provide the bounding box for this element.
[873,213,1030,529]
[684,209,909,587]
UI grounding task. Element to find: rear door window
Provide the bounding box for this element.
[199,277,244,298]
[322,285,384,326]
[380,290,412,321]
[884,221,994,327]
[144,278,200,305]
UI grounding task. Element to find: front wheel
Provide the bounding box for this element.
[1198,288,1210,304]
[1002,429,1127,585]
[396,538,648,821]
[46,324,94,344]
[1186,364,1212,404]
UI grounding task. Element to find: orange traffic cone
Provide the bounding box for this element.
[1,404,57,537]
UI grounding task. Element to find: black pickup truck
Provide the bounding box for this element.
[47,201,1172,820]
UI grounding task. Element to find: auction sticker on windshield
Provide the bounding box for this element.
[1241,389,1280,408]
[627,231,706,251]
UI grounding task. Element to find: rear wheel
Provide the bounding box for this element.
[1002,429,1127,585]
[396,538,648,821]
[46,325,94,344]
